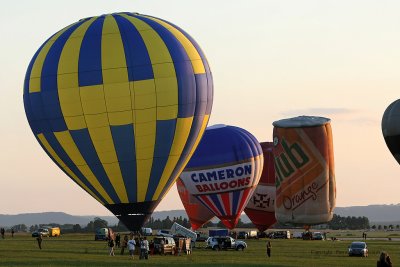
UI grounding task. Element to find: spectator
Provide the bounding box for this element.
[108,238,115,256]
[115,233,121,248]
[36,234,43,249]
[1,228,5,239]
[377,251,392,267]
[127,235,136,259]
[266,241,271,258]
[120,234,128,255]
[140,237,149,260]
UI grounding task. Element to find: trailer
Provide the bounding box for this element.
[170,222,197,242]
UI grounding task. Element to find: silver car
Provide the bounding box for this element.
[348,241,368,257]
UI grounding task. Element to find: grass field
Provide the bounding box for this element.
[0,232,399,266]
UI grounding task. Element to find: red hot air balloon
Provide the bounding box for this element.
[244,142,276,232]
[176,178,215,230]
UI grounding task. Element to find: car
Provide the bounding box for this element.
[313,232,325,240]
[348,241,368,257]
[32,228,49,237]
[206,236,247,251]
[271,231,291,239]
[153,236,176,255]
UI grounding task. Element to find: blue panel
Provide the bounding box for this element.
[205,71,213,115]
[78,16,104,86]
[145,119,176,201]
[175,61,196,118]
[194,74,208,116]
[42,132,108,204]
[28,92,52,134]
[70,129,121,204]
[114,15,154,81]
[210,194,225,216]
[237,128,263,157]
[110,124,137,202]
[232,190,241,215]
[40,88,67,132]
[186,126,261,168]
[132,15,195,119]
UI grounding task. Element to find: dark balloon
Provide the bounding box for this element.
[382,99,400,164]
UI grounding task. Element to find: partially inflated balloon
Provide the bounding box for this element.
[382,99,400,164]
[23,12,213,231]
[273,116,336,225]
[244,142,276,232]
[180,125,263,229]
[176,178,215,230]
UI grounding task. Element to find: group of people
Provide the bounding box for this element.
[107,233,149,260]
[0,228,15,238]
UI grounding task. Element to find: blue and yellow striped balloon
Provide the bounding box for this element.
[23,12,213,230]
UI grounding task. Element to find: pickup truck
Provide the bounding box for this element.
[206,236,247,251]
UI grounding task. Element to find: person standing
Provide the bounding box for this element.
[140,237,149,260]
[115,233,121,248]
[36,234,43,249]
[127,235,136,259]
[1,228,5,239]
[108,238,115,256]
[120,234,129,255]
[11,228,14,238]
[266,241,272,258]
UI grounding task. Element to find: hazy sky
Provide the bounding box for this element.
[1,0,400,216]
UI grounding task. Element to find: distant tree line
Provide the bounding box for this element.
[327,214,370,230]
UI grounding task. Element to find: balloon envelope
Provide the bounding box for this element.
[382,99,400,164]
[176,178,215,230]
[244,142,276,232]
[23,12,213,230]
[273,116,336,225]
[180,125,263,229]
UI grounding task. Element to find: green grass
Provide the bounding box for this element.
[0,233,399,266]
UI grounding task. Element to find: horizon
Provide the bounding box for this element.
[1,1,400,217]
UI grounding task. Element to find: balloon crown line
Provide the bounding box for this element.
[79,12,141,21]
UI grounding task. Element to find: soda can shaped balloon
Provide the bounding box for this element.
[23,12,213,231]
[244,142,276,232]
[180,125,263,229]
[176,178,215,230]
[272,116,336,225]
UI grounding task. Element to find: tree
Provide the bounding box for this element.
[378,225,382,230]
[396,225,400,230]
[72,224,82,233]
[371,225,376,230]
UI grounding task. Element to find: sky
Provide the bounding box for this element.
[1,0,400,216]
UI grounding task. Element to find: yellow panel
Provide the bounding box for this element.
[85,113,109,128]
[152,63,175,78]
[109,111,133,126]
[152,117,193,200]
[102,162,129,203]
[104,82,131,98]
[154,77,178,106]
[102,16,128,77]
[132,79,156,110]
[106,97,132,113]
[29,21,80,93]
[157,106,178,120]
[134,108,156,124]
[136,159,153,201]
[58,87,83,117]
[103,68,129,84]
[36,133,104,205]
[87,126,129,203]
[80,85,107,114]
[143,15,206,74]
[135,121,156,137]
[58,73,78,89]
[53,131,113,204]
[135,93,156,110]
[65,116,87,130]
[120,14,173,64]
[158,114,210,200]
[133,79,156,95]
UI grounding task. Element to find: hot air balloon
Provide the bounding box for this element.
[179,125,263,229]
[272,116,336,225]
[382,99,400,164]
[244,142,276,232]
[23,12,213,231]
[176,178,215,230]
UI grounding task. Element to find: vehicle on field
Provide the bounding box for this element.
[271,230,291,239]
[157,229,173,237]
[209,229,229,237]
[292,232,303,239]
[95,228,113,241]
[170,222,197,242]
[313,232,324,240]
[248,230,258,239]
[237,231,248,239]
[32,228,49,237]
[141,227,153,236]
[206,236,247,251]
[48,227,60,237]
[195,232,208,242]
[348,242,368,257]
[153,236,176,255]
